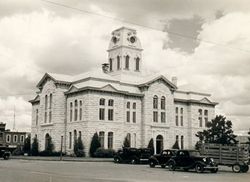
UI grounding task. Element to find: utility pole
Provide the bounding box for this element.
[60,136,63,161]
[13,105,16,131]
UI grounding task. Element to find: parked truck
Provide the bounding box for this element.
[200,143,249,173]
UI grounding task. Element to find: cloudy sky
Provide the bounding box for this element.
[0,0,250,132]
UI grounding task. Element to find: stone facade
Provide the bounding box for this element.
[30,27,218,156]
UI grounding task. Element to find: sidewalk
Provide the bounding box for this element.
[11,156,113,162]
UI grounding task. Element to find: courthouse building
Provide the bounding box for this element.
[30,27,218,155]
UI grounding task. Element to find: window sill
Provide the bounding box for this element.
[40,123,54,127]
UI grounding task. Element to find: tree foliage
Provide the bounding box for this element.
[31,136,39,156]
[74,136,85,157]
[147,138,154,155]
[23,134,31,154]
[196,115,238,145]
[89,132,101,157]
[172,140,180,149]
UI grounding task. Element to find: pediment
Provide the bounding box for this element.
[67,86,79,93]
[99,84,119,92]
[200,97,212,104]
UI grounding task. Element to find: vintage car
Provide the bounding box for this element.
[148,149,176,168]
[168,150,218,173]
[0,147,11,160]
[114,147,151,164]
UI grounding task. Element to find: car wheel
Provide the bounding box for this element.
[210,168,218,173]
[131,158,138,165]
[161,164,166,168]
[114,157,121,163]
[149,161,156,168]
[3,155,9,160]
[195,163,204,173]
[240,165,249,173]
[168,161,176,171]
[232,164,241,173]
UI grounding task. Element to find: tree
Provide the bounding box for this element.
[147,138,154,155]
[23,134,31,154]
[74,136,85,157]
[45,136,54,154]
[123,136,130,148]
[195,115,238,145]
[89,132,101,157]
[31,136,39,156]
[172,140,180,149]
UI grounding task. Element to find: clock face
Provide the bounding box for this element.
[129,36,136,43]
[112,36,118,44]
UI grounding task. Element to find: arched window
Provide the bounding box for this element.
[108,132,113,149]
[99,98,105,106]
[45,133,50,150]
[127,102,130,109]
[153,95,158,109]
[156,135,164,154]
[161,96,165,110]
[70,102,73,122]
[109,58,113,71]
[204,110,208,127]
[99,131,105,148]
[125,55,130,69]
[79,101,83,120]
[132,103,136,109]
[108,99,114,106]
[74,100,78,121]
[45,95,48,110]
[117,56,121,70]
[79,131,82,139]
[135,57,140,71]
[35,109,39,126]
[49,93,52,109]
[198,109,202,127]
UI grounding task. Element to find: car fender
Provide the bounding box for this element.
[167,159,176,165]
[194,161,206,167]
[149,156,159,163]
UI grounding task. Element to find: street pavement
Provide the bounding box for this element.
[0,159,249,182]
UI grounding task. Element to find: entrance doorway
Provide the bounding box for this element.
[156,135,163,154]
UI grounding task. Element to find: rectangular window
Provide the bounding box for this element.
[99,108,105,120]
[126,111,130,122]
[205,117,208,127]
[180,108,183,126]
[153,111,158,122]
[49,111,52,123]
[199,117,202,127]
[35,109,38,126]
[14,135,18,143]
[99,132,105,148]
[20,135,24,143]
[69,132,72,149]
[199,109,203,127]
[44,112,47,123]
[133,112,136,123]
[6,135,11,143]
[175,107,178,126]
[161,112,166,123]
[79,108,82,120]
[108,109,114,121]
[74,109,78,121]
[108,132,113,149]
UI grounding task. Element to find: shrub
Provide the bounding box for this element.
[23,134,31,154]
[31,137,39,156]
[74,136,85,157]
[89,132,101,157]
[172,140,180,149]
[147,138,154,155]
[123,136,130,148]
[94,148,115,158]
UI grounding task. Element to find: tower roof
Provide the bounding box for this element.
[108,27,142,51]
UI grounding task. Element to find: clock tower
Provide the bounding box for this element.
[106,27,143,78]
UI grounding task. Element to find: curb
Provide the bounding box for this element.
[10,157,113,163]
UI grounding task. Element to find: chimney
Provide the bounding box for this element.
[172,76,177,86]
[102,63,109,73]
